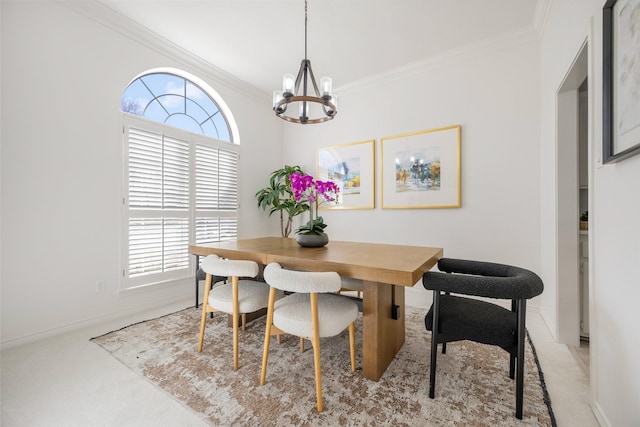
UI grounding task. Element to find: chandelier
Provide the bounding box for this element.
[272,0,337,124]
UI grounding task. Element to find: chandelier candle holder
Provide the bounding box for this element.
[273,0,337,124]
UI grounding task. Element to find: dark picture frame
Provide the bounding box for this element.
[603,0,640,163]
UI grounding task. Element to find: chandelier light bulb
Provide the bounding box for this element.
[273,90,283,108]
[283,74,295,95]
[320,76,332,96]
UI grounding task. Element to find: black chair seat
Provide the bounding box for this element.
[425,295,517,353]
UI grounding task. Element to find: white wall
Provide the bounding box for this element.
[4,1,639,424]
[0,2,282,346]
[281,31,542,307]
[540,0,640,425]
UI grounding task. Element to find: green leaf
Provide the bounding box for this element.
[255,165,309,237]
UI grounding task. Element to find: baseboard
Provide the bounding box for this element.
[539,307,557,341]
[591,400,612,427]
[1,292,193,351]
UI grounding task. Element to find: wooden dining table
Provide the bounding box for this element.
[189,237,443,381]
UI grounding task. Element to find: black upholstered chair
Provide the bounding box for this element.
[422,258,544,419]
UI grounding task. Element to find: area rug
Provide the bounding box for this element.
[91,305,556,426]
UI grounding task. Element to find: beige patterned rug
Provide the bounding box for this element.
[91,305,555,426]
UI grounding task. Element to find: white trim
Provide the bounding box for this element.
[533,0,552,36]
[592,401,613,427]
[119,276,193,297]
[586,15,599,418]
[539,306,557,340]
[0,291,194,351]
[554,37,589,347]
[124,67,241,145]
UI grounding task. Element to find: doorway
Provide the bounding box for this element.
[555,40,589,349]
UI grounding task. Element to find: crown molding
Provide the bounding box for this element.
[61,1,543,104]
[61,1,269,104]
[533,0,552,36]
[336,26,540,97]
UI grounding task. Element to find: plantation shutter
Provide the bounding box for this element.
[195,144,239,245]
[123,116,239,290]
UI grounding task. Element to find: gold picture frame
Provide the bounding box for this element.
[381,125,461,209]
[317,139,375,210]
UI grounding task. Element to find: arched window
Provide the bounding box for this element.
[121,71,233,142]
[120,69,240,291]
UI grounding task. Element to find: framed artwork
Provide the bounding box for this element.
[603,0,640,163]
[316,139,375,210]
[381,125,460,209]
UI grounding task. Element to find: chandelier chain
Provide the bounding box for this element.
[304,0,308,60]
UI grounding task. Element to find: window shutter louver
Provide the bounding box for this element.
[128,218,163,277]
[195,144,219,210]
[163,218,190,272]
[218,149,238,210]
[163,136,190,210]
[195,217,220,245]
[220,217,238,241]
[129,128,163,209]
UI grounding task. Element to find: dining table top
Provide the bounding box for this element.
[189,237,443,287]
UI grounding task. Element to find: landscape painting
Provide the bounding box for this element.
[317,140,375,209]
[381,125,460,209]
[394,146,441,192]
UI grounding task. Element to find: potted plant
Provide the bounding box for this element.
[290,173,339,247]
[255,165,309,237]
[580,211,588,230]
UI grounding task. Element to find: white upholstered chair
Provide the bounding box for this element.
[197,254,270,371]
[338,277,363,298]
[260,263,358,412]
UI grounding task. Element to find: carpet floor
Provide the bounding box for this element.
[91,305,555,426]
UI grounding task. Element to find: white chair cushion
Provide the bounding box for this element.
[264,263,341,293]
[273,293,358,338]
[208,280,270,314]
[201,254,259,278]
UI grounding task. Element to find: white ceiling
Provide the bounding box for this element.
[98,0,541,94]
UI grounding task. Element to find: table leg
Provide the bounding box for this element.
[362,281,405,381]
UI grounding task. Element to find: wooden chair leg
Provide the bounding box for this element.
[232,276,239,371]
[300,337,305,353]
[349,322,356,371]
[198,274,213,352]
[242,313,247,331]
[310,293,323,412]
[260,288,277,386]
